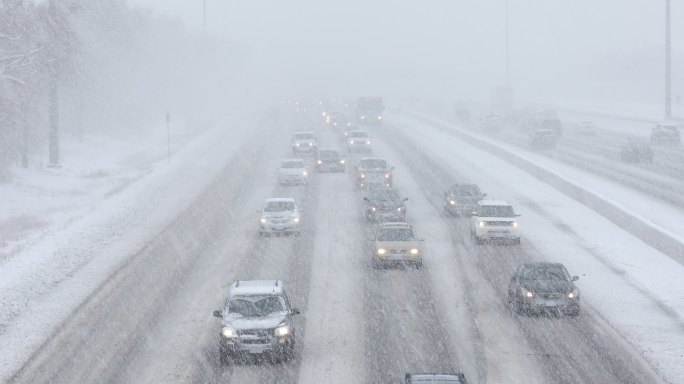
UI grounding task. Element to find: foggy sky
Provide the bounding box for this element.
[128,0,683,106]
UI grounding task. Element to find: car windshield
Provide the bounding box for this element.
[522,265,570,281]
[360,159,388,169]
[294,133,314,140]
[350,131,369,138]
[377,228,415,241]
[319,151,339,159]
[479,205,515,217]
[449,185,480,196]
[369,189,401,201]
[281,161,304,168]
[264,201,295,212]
[227,296,286,317]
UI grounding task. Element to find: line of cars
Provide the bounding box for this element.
[211,104,582,377]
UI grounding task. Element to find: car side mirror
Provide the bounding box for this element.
[482,193,487,198]
[213,310,222,318]
[572,276,579,281]
[403,197,409,201]
[420,238,426,242]
[363,197,369,201]
[391,166,395,170]
[471,212,478,216]
[516,214,521,217]
[291,308,301,315]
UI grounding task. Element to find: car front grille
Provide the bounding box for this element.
[537,293,564,300]
[485,221,514,226]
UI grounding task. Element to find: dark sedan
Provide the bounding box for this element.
[508,262,580,316]
[315,149,346,172]
[444,184,485,216]
[364,187,407,222]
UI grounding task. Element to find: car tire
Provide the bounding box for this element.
[372,257,382,269]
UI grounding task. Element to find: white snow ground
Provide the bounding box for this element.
[0,114,254,382]
[390,113,684,383]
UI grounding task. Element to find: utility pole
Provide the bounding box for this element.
[203,0,207,37]
[166,113,171,164]
[47,0,60,168]
[665,0,672,118]
[505,0,510,86]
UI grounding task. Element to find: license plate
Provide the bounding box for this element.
[545,300,557,307]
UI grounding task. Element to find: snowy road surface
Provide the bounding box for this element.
[6,109,679,384]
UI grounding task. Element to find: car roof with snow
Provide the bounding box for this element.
[477,199,511,206]
[265,197,296,203]
[281,158,305,165]
[229,280,284,297]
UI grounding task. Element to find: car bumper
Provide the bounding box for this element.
[278,175,308,184]
[474,227,519,240]
[521,298,580,314]
[317,163,345,172]
[445,204,476,215]
[259,223,300,234]
[347,144,371,152]
[292,146,316,153]
[220,336,293,356]
[375,253,422,265]
[367,211,406,222]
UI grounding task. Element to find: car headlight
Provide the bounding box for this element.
[340,160,345,164]
[478,221,485,227]
[302,171,308,176]
[378,116,383,120]
[522,288,534,298]
[293,217,300,223]
[397,207,402,212]
[512,221,518,228]
[295,143,300,147]
[409,248,419,255]
[377,248,386,255]
[568,289,578,299]
[361,116,366,120]
[221,326,236,338]
[366,140,371,144]
[449,200,456,205]
[309,142,313,146]
[371,207,376,212]
[260,217,267,224]
[360,173,365,178]
[317,160,322,164]
[384,173,391,178]
[349,140,355,144]
[275,324,290,337]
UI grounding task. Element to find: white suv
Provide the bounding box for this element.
[470,200,520,245]
[278,159,309,185]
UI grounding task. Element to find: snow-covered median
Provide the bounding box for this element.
[0,114,254,382]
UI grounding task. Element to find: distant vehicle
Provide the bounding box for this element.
[364,187,408,222]
[356,157,393,188]
[453,103,471,123]
[357,96,385,125]
[507,262,580,316]
[315,150,345,172]
[480,114,503,132]
[370,222,423,268]
[470,200,521,245]
[213,280,300,364]
[291,131,318,155]
[405,373,469,383]
[347,129,372,152]
[528,128,558,149]
[277,159,309,185]
[444,184,485,216]
[650,120,681,145]
[574,121,597,136]
[258,198,302,236]
[620,142,653,163]
[521,109,563,136]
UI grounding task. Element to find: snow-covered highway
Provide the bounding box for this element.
[5,108,682,383]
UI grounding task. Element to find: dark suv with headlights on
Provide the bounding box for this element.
[356,157,393,189]
[213,280,300,364]
[364,187,407,222]
[507,262,580,316]
[315,149,345,172]
[405,373,468,383]
[444,183,485,216]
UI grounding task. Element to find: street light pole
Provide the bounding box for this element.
[505,0,510,86]
[665,0,672,118]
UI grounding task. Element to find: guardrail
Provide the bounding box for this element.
[410,112,684,266]
[557,107,684,124]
